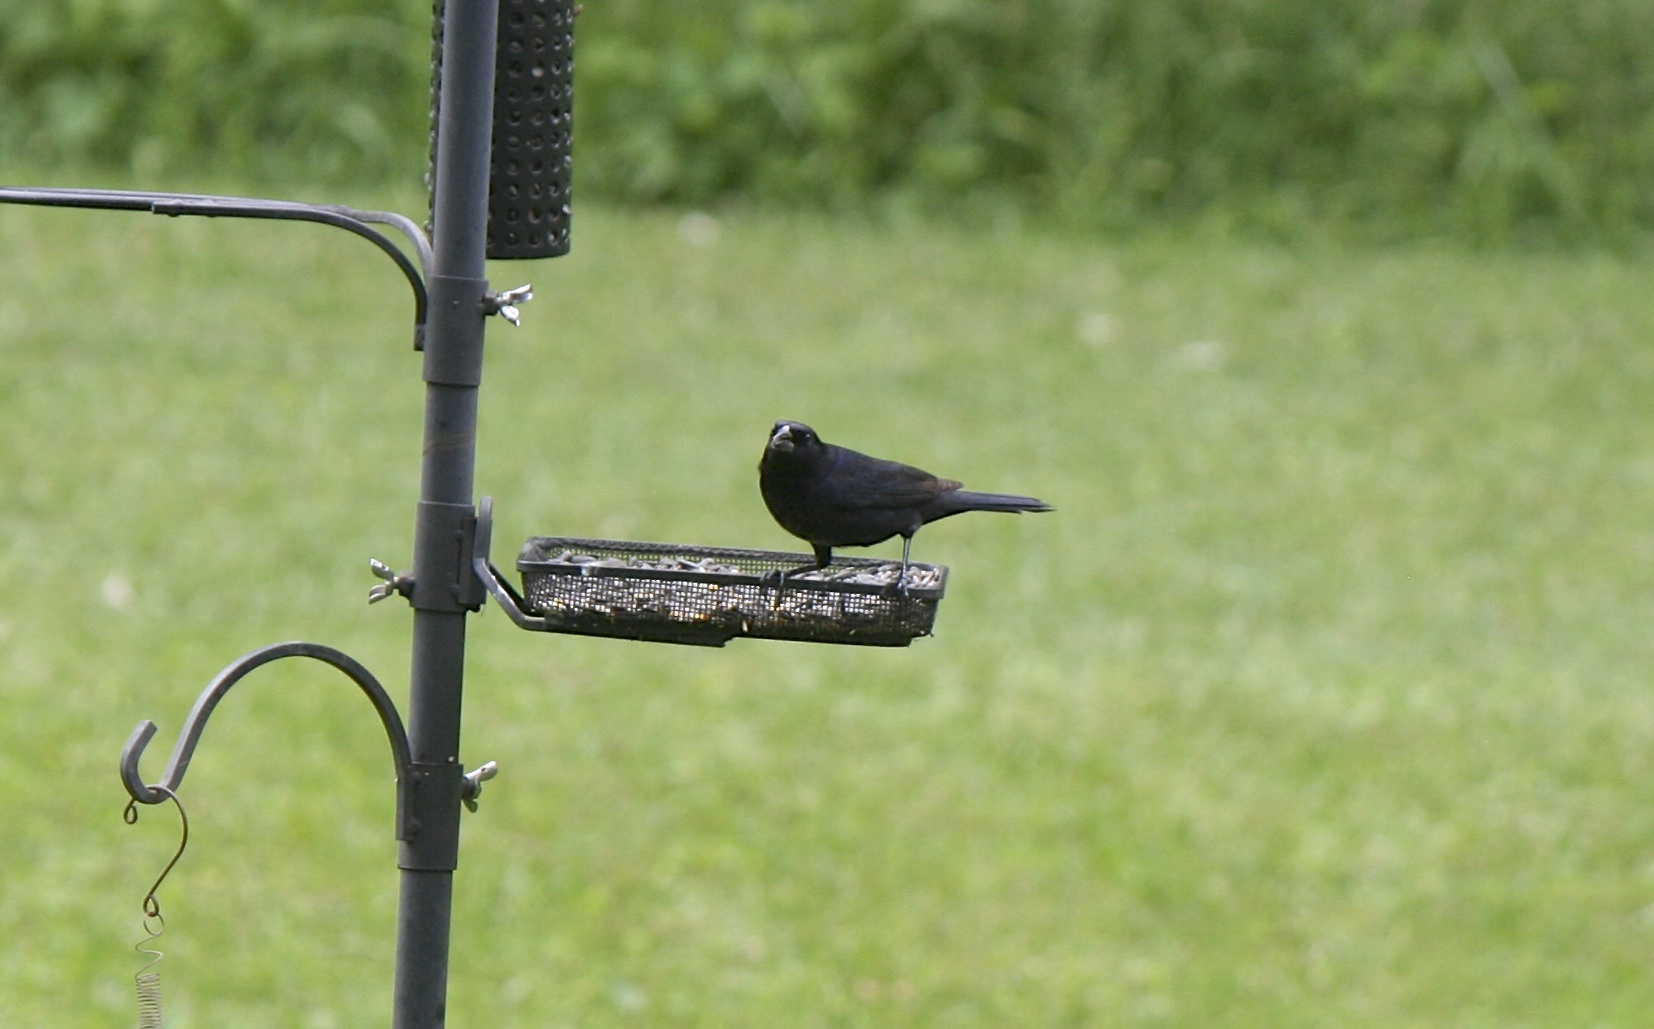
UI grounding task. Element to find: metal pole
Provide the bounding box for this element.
[394,0,499,1025]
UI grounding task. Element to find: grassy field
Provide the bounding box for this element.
[2,187,1653,1027]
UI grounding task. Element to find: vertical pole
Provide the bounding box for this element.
[394,1,498,1027]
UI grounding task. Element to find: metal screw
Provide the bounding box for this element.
[484,284,534,326]
[368,558,415,604]
[461,760,499,812]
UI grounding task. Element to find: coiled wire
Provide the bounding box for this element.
[134,914,165,1029]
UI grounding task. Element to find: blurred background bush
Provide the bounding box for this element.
[3,0,1653,242]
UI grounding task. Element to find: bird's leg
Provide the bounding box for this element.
[896,534,914,596]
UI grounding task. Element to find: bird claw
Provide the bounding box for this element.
[879,577,913,601]
[758,568,792,610]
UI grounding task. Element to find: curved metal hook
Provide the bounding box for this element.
[0,186,429,347]
[119,641,412,807]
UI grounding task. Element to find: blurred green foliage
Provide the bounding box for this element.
[4,0,1654,241]
[0,0,422,182]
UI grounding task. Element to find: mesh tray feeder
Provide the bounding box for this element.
[472,499,947,647]
[516,537,946,647]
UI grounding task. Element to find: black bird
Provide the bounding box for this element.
[759,420,1052,581]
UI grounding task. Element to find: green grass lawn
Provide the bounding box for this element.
[3,188,1653,1027]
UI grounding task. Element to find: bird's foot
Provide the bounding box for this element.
[757,569,790,610]
[760,563,822,608]
[762,562,826,585]
[892,558,914,599]
[760,564,815,587]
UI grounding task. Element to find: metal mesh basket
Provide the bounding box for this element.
[516,537,946,647]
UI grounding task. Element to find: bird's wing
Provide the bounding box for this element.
[832,450,958,508]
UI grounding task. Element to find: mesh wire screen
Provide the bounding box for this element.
[517,537,946,647]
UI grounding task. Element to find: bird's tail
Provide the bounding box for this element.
[945,490,1054,515]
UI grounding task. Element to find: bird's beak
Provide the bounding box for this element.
[769,424,794,452]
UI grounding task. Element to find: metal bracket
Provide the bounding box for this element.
[400,760,464,870]
[412,501,487,613]
[119,641,417,839]
[398,758,498,870]
[470,495,549,630]
[0,187,430,349]
[119,642,498,856]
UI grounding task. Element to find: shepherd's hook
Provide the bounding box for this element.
[119,641,413,820]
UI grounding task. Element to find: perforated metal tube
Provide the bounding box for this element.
[428,0,575,260]
[488,0,575,258]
